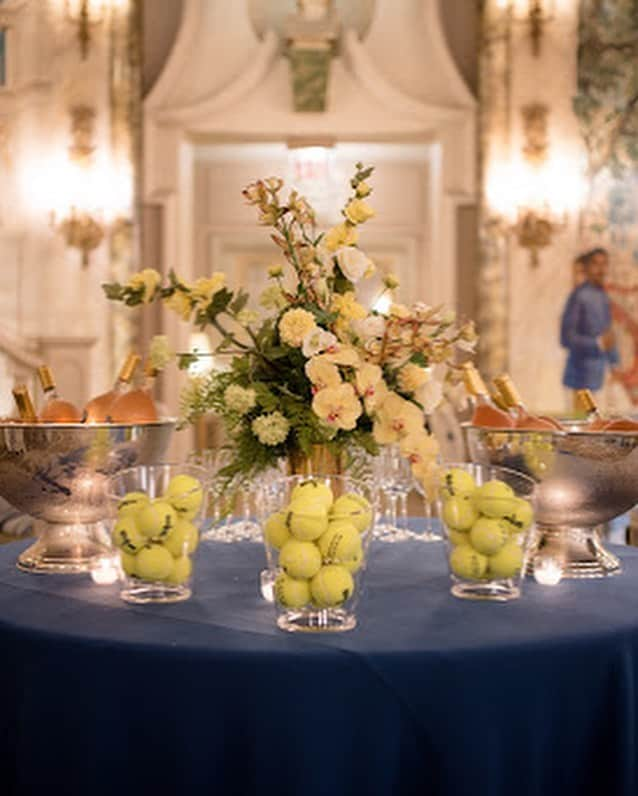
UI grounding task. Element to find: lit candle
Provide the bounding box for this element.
[91,555,120,585]
[533,555,563,586]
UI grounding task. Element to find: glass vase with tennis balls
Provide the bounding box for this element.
[108,463,209,604]
[437,462,536,601]
[259,474,375,633]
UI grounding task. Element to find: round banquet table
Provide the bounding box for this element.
[0,532,638,796]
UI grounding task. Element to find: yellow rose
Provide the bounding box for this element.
[397,363,430,394]
[279,308,317,347]
[312,383,362,431]
[127,268,161,303]
[190,272,226,305]
[344,198,375,225]
[163,290,192,321]
[323,223,359,253]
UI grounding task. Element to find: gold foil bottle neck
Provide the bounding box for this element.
[575,388,597,414]
[493,374,523,409]
[143,359,159,379]
[490,391,509,412]
[461,362,488,397]
[37,365,55,393]
[118,353,141,384]
[12,385,37,422]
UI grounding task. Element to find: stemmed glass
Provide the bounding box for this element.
[373,444,414,541]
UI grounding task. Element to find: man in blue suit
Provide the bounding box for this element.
[560,247,619,398]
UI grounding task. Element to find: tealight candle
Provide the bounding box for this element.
[91,556,120,585]
[533,556,564,586]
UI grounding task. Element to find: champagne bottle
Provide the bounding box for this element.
[84,353,141,423]
[493,374,562,431]
[574,389,606,430]
[37,365,82,422]
[461,363,514,428]
[12,385,38,423]
[109,359,159,423]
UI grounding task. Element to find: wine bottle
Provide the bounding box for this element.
[109,359,159,423]
[84,353,141,423]
[493,374,562,431]
[37,365,82,422]
[12,385,38,423]
[461,363,514,428]
[574,389,606,430]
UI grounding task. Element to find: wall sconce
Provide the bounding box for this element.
[498,0,556,57]
[486,103,584,267]
[63,0,127,60]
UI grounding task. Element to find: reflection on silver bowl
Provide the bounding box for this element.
[464,423,638,578]
[0,420,175,574]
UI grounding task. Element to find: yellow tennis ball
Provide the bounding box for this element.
[440,468,476,499]
[291,480,334,510]
[120,551,137,577]
[448,529,470,547]
[165,555,193,585]
[317,522,362,564]
[449,545,488,580]
[330,493,372,533]
[164,474,204,520]
[488,540,524,579]
[469,517,509,555]
[117,491,150,516]
[287,498,329,541]
[264,511,290,550]
[343,550,363,574]
[310,565,355,607]
[137,501,178,539]
[279,539,322,580]
[499,497,534,534]
[275,572,311,608]
[163,519,199,557]
[473,480,515,518]
[111,515,146,554]
[442,496,478,532]
[135,544,174,581]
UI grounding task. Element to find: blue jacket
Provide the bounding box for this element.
[560,281,619,390]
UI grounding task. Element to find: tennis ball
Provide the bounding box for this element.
[448,529,470,547]
[291,480,334,510]
[163,519,199,557]
[318,521,362,564]
[473,480,515,518]
[279,539,322,579]
[287,498,329,541]
[120,551,137,577]
[164,474,204,520]
[135,544,174,581]
[165,555,192,585]
[442,496,479,532]
[500,497,534,534]
[111,516,146,554]
[449,545,488,580]
[469,517,508,555]
[275,572,311,608]
[440,468,476,499]
[137,501,178,539]
[343,550,363,574]
[310,565,354,607]
[488,540,524,579]
[264,511,290,550]
[117,491,150,516]
[330,493,372,533]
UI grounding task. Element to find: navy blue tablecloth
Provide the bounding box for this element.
[1,532,638,796]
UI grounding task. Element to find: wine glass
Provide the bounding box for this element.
[373,445,414,542]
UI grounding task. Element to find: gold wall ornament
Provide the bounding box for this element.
[501,0,556,57]
[512,208,565,269]
[64,0,115,60]
[521,102,548,164]
[58,208,105,268]
[69,105,96,165]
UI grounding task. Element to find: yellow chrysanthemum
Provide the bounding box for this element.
[163,290,192,321]
[312,383,362,431]
[127,268,161,302]
[190,273,226,305]
[279,308,317,348]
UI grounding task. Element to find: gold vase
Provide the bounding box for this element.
[287,445,344,476]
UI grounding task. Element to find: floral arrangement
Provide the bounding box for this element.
[103,164,477,489]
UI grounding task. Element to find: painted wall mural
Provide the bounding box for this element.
[575,0,638,406]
